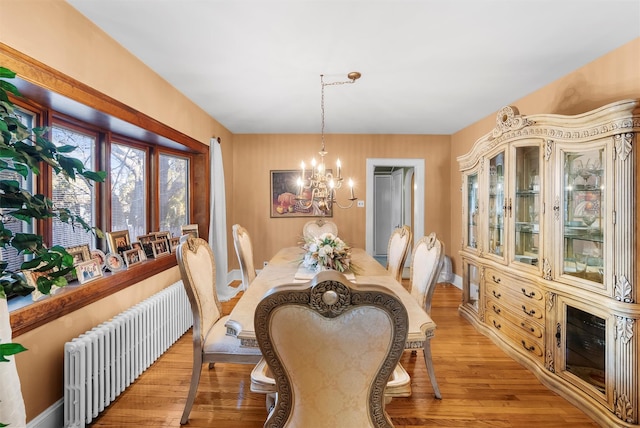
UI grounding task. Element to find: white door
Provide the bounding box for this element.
[391,168,403,229]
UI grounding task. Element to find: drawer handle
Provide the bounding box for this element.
[521,288,536,298]
[492,275,501,284]
[492,290,501,299]
[521,340,536,353]
[520,322,535,333]
[492,320,501,329]
[492,305,501,315]
[522,305,536,317]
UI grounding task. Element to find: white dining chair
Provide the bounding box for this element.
[250,270,408,427]
[176,236,262,425]
[386,225,412,282]
[408,232,445,398]
[232,224,257,290]
[302,219,338,240]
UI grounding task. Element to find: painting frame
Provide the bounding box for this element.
[151,238,170,258]
[123,248,143,268]
[106,230,132,255]
[270,169,333,218]
[137,233,157,258]
[75,259,103,284]
[180,224,199,239]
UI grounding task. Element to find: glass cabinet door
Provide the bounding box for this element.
[513,145,540,267]
[462,261,481,314]
[466,172,479,249]
[562,148,605,286]
[487,152,505,258]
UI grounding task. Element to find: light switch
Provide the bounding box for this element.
[357,200,365,208]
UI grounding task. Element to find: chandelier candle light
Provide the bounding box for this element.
[296,72,361,215]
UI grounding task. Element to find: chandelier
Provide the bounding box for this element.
[296,72,361,215]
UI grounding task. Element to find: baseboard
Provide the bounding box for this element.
[27,398,62,428]
[451,273,462,289]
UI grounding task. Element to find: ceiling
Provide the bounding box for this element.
[66,0,639,135]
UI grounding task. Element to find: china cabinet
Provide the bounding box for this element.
[458,100,640,427]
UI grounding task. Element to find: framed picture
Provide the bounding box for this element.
[65,244,92,281]
[181,224,199,239]
[105,252,126,272]
[169,237,181,253]
[131,242,147,261]
[155,231,171,247]
[137,234,156,258]
[151,238,170,258]
[90,249,107,270]
[76,259,103,284]
[106,230,132,255]
[123,248,143,268]
[270,169,332,218]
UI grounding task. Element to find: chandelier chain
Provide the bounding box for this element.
[320,74,359,153]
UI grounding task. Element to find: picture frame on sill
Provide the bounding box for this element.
[131,242,147,261]
[123,248,143,268]
[154,231,171,248]
[90,249,107,270]
[270,169,333,218]
[105,252,126,272]
[169,237,181,253]
[181,224,199,239]
[65,244,92,281]
[151,238,170,258]
[76,259,103,284]
[137,234,156,258]
[106,230,132,255]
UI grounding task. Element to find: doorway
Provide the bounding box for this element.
[366,158,425,265]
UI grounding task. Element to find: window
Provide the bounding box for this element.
[111,143,147,239]
[50,124,98,248]
[0,108,35,272]
[158,153,189,237]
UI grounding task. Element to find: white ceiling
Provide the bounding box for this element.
[66,0,639,135]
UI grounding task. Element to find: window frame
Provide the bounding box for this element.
[4,45,210,337]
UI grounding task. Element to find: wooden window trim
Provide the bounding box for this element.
[2,44,210,337]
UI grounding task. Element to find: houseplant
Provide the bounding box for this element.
[0,66,105,426]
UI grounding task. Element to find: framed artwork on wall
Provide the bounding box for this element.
[270,170,332,218]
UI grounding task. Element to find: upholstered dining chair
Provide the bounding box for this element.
[232,224,257,290]
[408,232,445,399]
[386,225,412,282]
[251,270,408,428]
[302,218,338,240]
[176,237,262,425]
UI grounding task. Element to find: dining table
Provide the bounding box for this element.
[225,246,437,363]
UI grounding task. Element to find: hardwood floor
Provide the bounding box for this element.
[89,283,598,427]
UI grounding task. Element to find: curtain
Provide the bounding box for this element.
[209,138,241,301]
[0,299,26,427]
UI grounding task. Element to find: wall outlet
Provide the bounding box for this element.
[263,261,269,267]
[357,200,365,207]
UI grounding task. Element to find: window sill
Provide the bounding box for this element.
[9,254,177,337]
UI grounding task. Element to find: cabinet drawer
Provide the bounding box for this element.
[486,281,544,321]
[486,298,544,339]
[485,268,544,303]
[486,312,544,362]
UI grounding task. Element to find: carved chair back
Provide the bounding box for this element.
[386,225,412,282]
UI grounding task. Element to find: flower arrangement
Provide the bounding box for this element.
[301,233,352,273]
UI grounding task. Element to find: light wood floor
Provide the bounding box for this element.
[89,283,598,427]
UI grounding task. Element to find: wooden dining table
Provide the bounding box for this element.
[225,246,437,357]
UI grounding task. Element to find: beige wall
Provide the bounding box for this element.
[231,134,451,266]
[449,37,640,277]
[1,0,638,422]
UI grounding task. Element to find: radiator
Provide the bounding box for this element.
[63,280,192,427]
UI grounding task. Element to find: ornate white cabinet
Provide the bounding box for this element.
[458,100,640,427]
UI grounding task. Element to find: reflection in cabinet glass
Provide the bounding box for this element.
[514,145,540,266]
[563,148,604,285]
[467,173,479,249]
[565,306,606,394]
[488,152,505,256]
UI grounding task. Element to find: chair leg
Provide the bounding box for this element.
[181,355,204,425]
[208,362,215,369]
[423,339,442,399]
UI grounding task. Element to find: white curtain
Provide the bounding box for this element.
[0,299,26,427]
[209,138,241,302]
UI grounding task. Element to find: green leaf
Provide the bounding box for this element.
[0,342,28,362]
[0,67,17,78]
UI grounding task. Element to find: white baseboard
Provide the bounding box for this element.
[27,398,62,428]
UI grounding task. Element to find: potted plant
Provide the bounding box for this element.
[0,67,105,426]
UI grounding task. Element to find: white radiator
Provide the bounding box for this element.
[63,280,192,427]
